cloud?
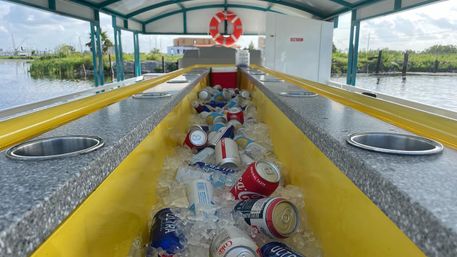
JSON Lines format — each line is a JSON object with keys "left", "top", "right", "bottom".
{"left": 334, "top": 0, "right": 457, "bottom": 51}
{"left": 0, "top": 0, "right": 455, "bottom": 53}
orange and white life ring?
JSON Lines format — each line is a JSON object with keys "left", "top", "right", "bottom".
{"left": 209, "top": 10, "right": 243, "bottom": 47}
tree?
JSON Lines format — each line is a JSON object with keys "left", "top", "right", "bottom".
{"left": 86, "top": 31, "right": 113, "bottom": 55}
{"left": 248, "top": 41, "right": 255, "bottom": 51}
{"left": 55, "top": 44, "right": 75, "bottom": 57}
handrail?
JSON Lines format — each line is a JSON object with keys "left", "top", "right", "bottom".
{"left": 0, "top": 67, "right": 196, "bottom": 150}
{"left": 0, "top": 76, "right": 149, "bottom": 121}
{"left": 328, "top": 80, "right": 457, "bottom": 120}
{"left": 252, "top": 64, "right": 457, "bottom": 150}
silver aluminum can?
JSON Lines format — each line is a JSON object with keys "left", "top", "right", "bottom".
{"left": 215, "top": 138, "right": 241, "bottom": 169}
{"left": 240, "top": 90, "right": 250, "bottom": 99}
{"left": 222, "top": 88, "right": 235, "bottom": 100}
{"left": 198, "top": 90, "right": 212, "bottom": 101}
{"left": 227, "top": 119, "right": 243, "bottom": 130}
{"left": 210, "top": 226, "right": 258, "bottom": 257}
{"left": 234, "top": 197, "right": 299, "bottom": 239}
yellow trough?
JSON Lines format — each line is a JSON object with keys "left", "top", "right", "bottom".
{"left": 31, "top": 72, "right": 426, "bottom": 257}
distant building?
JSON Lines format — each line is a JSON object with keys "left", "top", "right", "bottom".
{"left": 167, "top": 37, "right": 215, "bottom": 55}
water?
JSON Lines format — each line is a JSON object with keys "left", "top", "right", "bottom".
{"left": 0, "top": 59, "right": 93, "bottom": 110}
{"left": 331, "top": 74, "right": 457, "bottom": 113}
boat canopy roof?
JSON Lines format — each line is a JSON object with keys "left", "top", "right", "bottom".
{"left": 8, "top": 0, "right": 440, "bottom": 34}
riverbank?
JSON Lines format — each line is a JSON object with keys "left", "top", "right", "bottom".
{"left": 332, "top": 44, "right": 457, "bottom": 75}
{"left": 1, "top": 52, "right": 182, "bottom": 79}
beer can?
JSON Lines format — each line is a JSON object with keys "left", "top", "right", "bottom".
{"left": 222, "top": 88, "right": 235, "bottom": 100}
{"left": 214, "top": 115, "right": 227, "bottom": 124}
{"left": 208, "top": 125, "right": 235, "bottom": 147}
{"left": 213, "top": 84, "right": 223, "bottom": 90}
{"left": 205, "top": 86, "right": 220, "bottom": 95}
{"left": 209, "top": 100, "right": 227, "bottom": 108}
{"left": 199, "top": 111, "right": 211, "bottom": 119}
{"left": 230, "top": 161, "right": 280, "bottom": 200}
{"left": 198, "top": 90, "right": 212, "bottom": 101}
{"left": 260, "top": 242, "right": 305, "bottom": 257}
{"left": 190, "top": 147, "right": 215, "bottom": 165}
{"left": 210, "top": 226, "right": 258, "bottom": 257}
{"left": 206, "top": 112, "right": 225, "bottom": 125}
{"left": 186, "top": 179, "right": 215, "bottom": 215}
{"left": 183, "top": 126, "right": 207, "bottom": 153}
{"left": 192, "top": 101, "right": 212, "bottom": 113}
{"left": 234, "top": 135, "right": 255, "bottom": 149}
{"left": 213, "top": 93, "right": 226, "bottom": 103}
{"left": 215, "top": 138, "right": 241, "bottom": 169}
{"left": 240, "top": 90, "right": 251, "bottom": 99}
{"left": 226, "top": 107, "right": 244, "bottom": 124}
{"left": 148, "top": 208, "right": 186, "bottom": 255}
{"left": 211, "top": 122, "right": 226, "bottom": 133}
{"left": 234, "top": 197, "right": 299, "bottom": 238}
{"left": 227, "top": 119, "right": 243, "bottom": 130}
{"left": 225, "top": 98, "right": 240, "bottom": 109}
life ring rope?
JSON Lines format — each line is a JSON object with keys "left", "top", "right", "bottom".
{"left": 209, "top": 10, "right": 243, "bottom": 47}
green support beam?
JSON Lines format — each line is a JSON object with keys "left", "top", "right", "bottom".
{"left": 48, "top": 0, "right": 56, "bottom": 10}
{"left": 98, "top": 0, "right": 122, "bottom": 8}
{"left": 346, "top": 10, "right": 360, "bottom": 86}
{"left": 324, "top": 0, "right": 386, "bottom": 20}
{"left": 90, "top": 20, "right": 104, "bottom": 86}
{"left": 133, "top": 32, "right": 141, "bottom": 77}
{"left": 112, "top": 15, "right": 124, "bottom": 81}
{"left": 395, "top": 0, "right": 402, "bottom": 10}
{"left": 183, "top": 11, "right": 187, "bottom": 33}
{"left": 127, "top": 0, "right": 324, "bottom": 19}
{"left": 328, "top": 0, "right": 353, "bottom": 8}
{"left": 144, "top": 3, "right": 280, "bottom": 24}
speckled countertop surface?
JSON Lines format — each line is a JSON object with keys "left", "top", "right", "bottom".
{"left": 242, "top": 69, "right": 457, "bottom": 257}
{"left": 0, "top": 69, "right": 208, "bottom": 257}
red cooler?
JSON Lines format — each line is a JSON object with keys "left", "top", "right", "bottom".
{"left": 211, "top": 67, "right": 237, "bottom": 89}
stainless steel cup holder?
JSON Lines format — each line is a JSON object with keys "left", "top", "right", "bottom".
{"left": 279, "top": 91, "right": 318, "bottom": 97}
{"left": 6, "top": 135, "right": 105, "bottom": 161}
{"left": 347, "top": 132, "right": 443, "bottom": 155}
{"left": 133, "top": 92, "right": 172, "bottom": 99}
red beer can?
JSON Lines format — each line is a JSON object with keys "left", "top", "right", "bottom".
{"left": 226, "top": 107, "right": 244, "bottom": 124}
{"left": 230, "top": 161, "right": 280, "bottom": 200}
{"left": 183, "top": 125, "right": 207, "bottom": 153}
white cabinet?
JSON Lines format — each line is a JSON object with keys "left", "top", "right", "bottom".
{"left": 264, "top": 13, "right": 333, "bottom": 84}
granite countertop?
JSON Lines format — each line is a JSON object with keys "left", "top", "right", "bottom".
{"left": 242, "top": 69, "right": 457, "bottom": 257}
{"left": 0, "top": 69, "right": 208, "bottom": 257}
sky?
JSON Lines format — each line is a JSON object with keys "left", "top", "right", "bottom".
{"left": 0, "top": 0, "right": 456, "bottom": 53}
{"left": 333, "top": 0, "right": 457, "bottom": 52}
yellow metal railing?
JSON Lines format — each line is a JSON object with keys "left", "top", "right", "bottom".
{"left": 2, "top": 63, "right": 456, "bottom": 152}
{"left": 252, "top": 65, "right": 457, "bottom": 150}
{"left": 0, "top": 67, "right": 195, "bottom": 150}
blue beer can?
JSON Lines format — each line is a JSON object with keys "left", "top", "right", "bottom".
{"left": 260, "top": 242, "right": 305, "bottom": 257}
{"left": 148, "top": 208, "right": 186, "bottom": 256}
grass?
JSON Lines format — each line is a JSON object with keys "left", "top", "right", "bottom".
{"left": 332, "top": 45, "right": 457, "bottom": 75}
{"left": 28, "top": 52, "right": 182, "bottom": 79}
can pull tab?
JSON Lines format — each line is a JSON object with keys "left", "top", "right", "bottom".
{"left": 281, "top": 208, "right": 292, "bottom": 223}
